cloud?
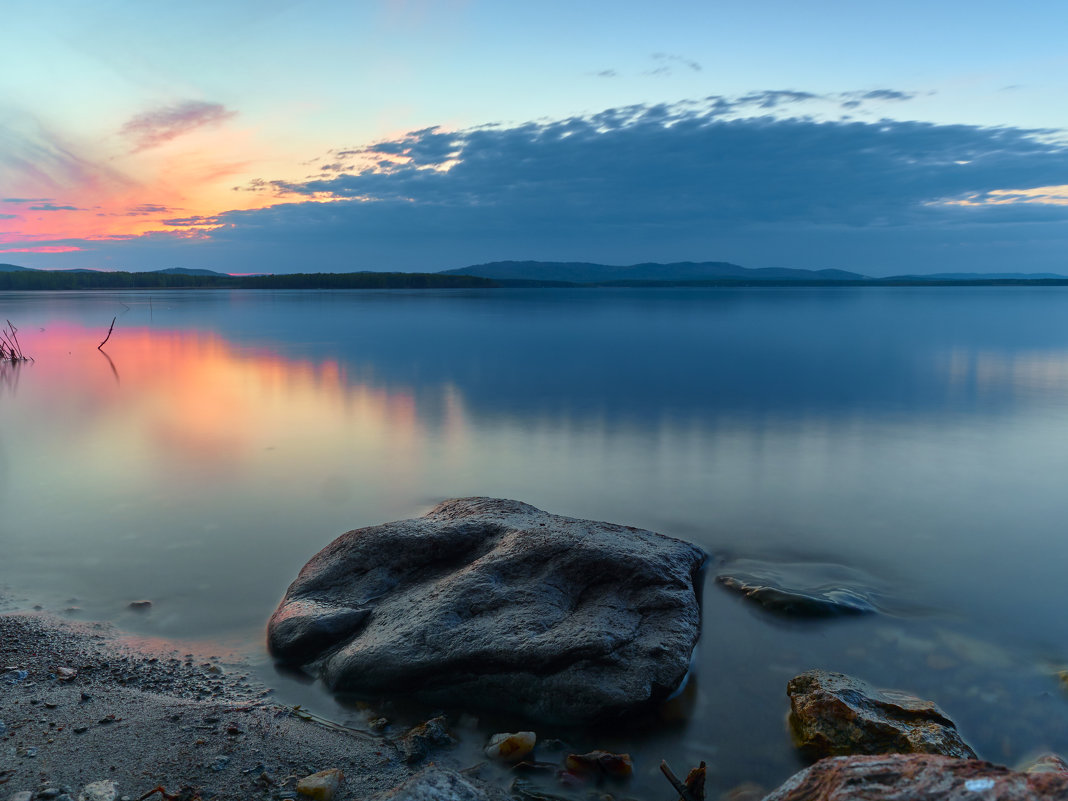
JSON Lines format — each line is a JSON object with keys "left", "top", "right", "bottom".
{"left": 12, "top": 93, "right": 1068, "bottom": 275}
{"left": 120, "top": 101, "right": 237, "bottom": 152}
{"left": 28, "top": 203, "right": 81, "bottom": 211}
{"left": 3, "top": 197, "right": 52, "bottom": 204}
{"left": 126, "top": 203, "right": 174, "bottom": 215}
{"left": 648, "top": 53, "right": 702, "bottom": 75}
{"left": 0, "top": 214, "right": 16, "bottom": 220}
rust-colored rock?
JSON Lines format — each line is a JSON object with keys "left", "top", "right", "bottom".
{"left": 564, "top": 750, "right": 633, "bottom": 778}
{"left": 761, "top": 754, "right": 1068, "bottom": 801}
{"left": 787, "top": 670, "right": 976, "bottom": 759}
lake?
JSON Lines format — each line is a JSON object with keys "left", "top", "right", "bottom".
{"left": 2, "top": 287, "right": 1068, "bottom": 796}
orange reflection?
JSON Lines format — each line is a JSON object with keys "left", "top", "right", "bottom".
{"left": 16, "top": 325, "right": 427, "bottom": 488}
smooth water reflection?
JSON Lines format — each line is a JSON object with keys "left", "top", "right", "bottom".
{"left": 3, "top": 288, "right": 1068, "bottom": 794}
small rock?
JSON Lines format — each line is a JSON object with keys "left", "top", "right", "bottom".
{"left": 397, "top": 716, "right": 457, "bottom": 763}
{"left": 2, "top": 669, "right": 28, "bottom": 684}
{"left": 296, "top": 769, "right": 344, "bottom": 800}
{"left": 209, "top": 755, "right": 231, "bottom": 772}
{"left": 128, "top": 601, "right": 152, "bottom": 611}
{"left": 367, "top": 767, "right": 498, "bottom": 801}
{"left": 23, "top": 746, "right": 37, "bottom": 758}
{"left": 55, "top": 667, "right": 77, "bottom": 681}
{"left": 9, "top": 792, "right": 33, "bottom": 801}
{"left": 787, "top": 670, "right": 976, "bottom": 759}
{"left": 40, "top": 790, "right": 62, "bottom": 800}
{"left": 78, "top": 780, "right": 119, "bottom": 801}
{"left": 74, "top": 725, "right": 90, "bottom": 734}
{"left": 484, "top": 731, "right": 536, "bottom": 762}
{"left": 563, "top": 751, "right": 633, "bottom": 778}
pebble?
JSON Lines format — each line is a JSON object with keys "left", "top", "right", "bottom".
{"left": 209, "top": 755, "right": 231, "bottom": 772}
{"left": 296, "top": 769, "right": 344, "bottom": 801}
{"left": 9, "top": 792, "right": 32, "bottom": 801}
{"left": 128, "top": 601, "right": 152, "bottom": 611}
{"left": 78, "top": 781, "right": 119, "bottom": 801}
{"left": 484, "top": 731, "right": 537, "bottom": 762}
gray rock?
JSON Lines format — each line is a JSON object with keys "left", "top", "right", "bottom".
{"left": 368, "top": 767, "right": 507, "bottom": 801}
{"left": 77, "top": 782, "right": 119, "bottom": 801}
{"left": 268, "top": 497, "right": 706, "bottom": 724}
{"left": 761, "top": 754, "right": 1068, "bottom": 801}
{"left": 716, "top": 559, "right": 882, "bottom": 617}
{"left": 787, "top": 670, "right": 977, "bottom": 759}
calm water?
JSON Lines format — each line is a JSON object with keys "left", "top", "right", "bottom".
{"left": 2, "top": 287, "right": 1068, "bottom": 795}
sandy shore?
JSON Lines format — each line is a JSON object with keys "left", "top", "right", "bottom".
{"left": 0, "top": 612, "right": 466, "bottom": 801}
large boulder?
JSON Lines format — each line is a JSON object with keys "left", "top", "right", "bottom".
{"left": 761, "top": 754, "right": 1068, "bottom": 801}
{"left": 787, "top": 670, "right": 976, "bottom": 759}
{"left": 268, "top": 497, "right": 706, "bottom": 724}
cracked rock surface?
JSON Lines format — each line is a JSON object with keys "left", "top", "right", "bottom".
{"left": 762, "top": 754, "right": 1068, "bottom": 801}
{"left": 787, "top": 670, "right": 977, "bottom": 760}
{"left": 268, "top": 497, "right": 706, "bottom": 724}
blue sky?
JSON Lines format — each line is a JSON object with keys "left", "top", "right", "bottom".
{"left": 1, "top": 0, "right": 1066, "bottom": 274}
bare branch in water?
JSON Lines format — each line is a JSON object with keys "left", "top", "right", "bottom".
{"left": 98, "top": 316, "right": 117, "bottom": 350}
{"left": 1, "top": 320, "right": 31, "bottom": 362}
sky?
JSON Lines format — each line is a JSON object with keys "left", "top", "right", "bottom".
{"left": 1, "top": 0, "right": 1066, "bottom": 276}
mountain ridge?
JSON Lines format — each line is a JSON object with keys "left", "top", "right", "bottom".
{"left": 440, "top": 260, "right": 868, "bottom": 283}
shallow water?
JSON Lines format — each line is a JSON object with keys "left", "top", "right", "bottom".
{"left": 2, "top": 287, "right": 1068, "bottom": 796}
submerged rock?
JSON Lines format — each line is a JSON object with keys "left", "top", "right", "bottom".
{"left": 716, "top": 558, "right": 882, "bottom": 617}
{"left": 761, "top": 754, "right": 1068, "bottom": 801}
{"left": 787, "top": 670, "right": 976, "bottom": 759}
{"left": 268, "top": 497, "right": 706, "bottom": 724}
{"left": 563, "top": 750, "right": 633, "bottom": 778}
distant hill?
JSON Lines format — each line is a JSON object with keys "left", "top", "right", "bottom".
{"left": 152, "top": 267, "right": 228, "bottom": 277}
{"left": 0, "top": 263, "right": 37, "bottom": 272}
{"left": 884, "top": 272, "right": 1068, "bottom": 281}
{"left": 441, "top": 260, "right": 868, "bottom": 283}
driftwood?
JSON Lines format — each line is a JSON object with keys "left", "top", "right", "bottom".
{"left": 98, "top": 316, "right": 117, "bottom": 350}
{"left": 660, "top": 759, "right": 706, "bottom": 801}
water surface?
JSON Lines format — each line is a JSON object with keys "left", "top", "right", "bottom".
{"left": 2, "top": 287, "right": 1068, "bottom": 795}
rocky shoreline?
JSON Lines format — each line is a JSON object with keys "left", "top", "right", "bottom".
{"left": 5, "top": 499, "right": 1068, "bottom": 801}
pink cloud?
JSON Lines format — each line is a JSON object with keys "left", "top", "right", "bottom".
{"left": 121, "top": 101, "right": 237, "bottom": 152}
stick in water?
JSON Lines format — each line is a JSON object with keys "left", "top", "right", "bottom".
{"left": 98, "top": 316, "right": 116, "bottom": 350}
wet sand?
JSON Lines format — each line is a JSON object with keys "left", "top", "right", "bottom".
{"left": 0, "top": 612, "right": 445, "bottom": 801}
